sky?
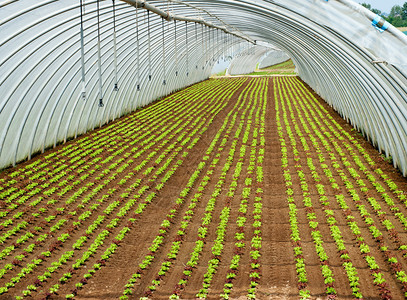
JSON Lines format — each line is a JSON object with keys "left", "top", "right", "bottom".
{"left": 356, "top": 0, "right": 405, "bottom": 13}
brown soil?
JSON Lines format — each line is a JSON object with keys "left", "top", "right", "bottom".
{"left": 0, "top": 77, "right": 406, "bottom": 300}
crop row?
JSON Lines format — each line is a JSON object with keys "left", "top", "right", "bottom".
{"left": 114, "top": 77, "right": 269, "bottom": 299}
{"left": 53, "top": 78, "right": 248, "bottom": 299}
{"left": 0, "top": 78, "right": 249, "bottom": 298}
{"left": 120, "top": 78, "right": 260, "bottom": 299}
{"left": 277, "top": 76, "right": 407, "bottom": 299}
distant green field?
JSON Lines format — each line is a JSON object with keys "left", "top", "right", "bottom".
{"left": 260, "top": 59, "right": 295, "bottom": 70}
{"left": 246, "top": 59, "right": 296, "bottom": 76}
{"left": 246, "top": 70, "right": 297, "bottom": 76}
{"left": 216, "top": 69, "right": 226, "bottom": 76}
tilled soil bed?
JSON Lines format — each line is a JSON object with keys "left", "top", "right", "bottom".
{"left": 0, "top": 77, "right": 407, "bottom": 300}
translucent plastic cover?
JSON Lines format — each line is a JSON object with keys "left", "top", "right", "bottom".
{"left": 1, "top": 0, "right": 407, "bottom": 175}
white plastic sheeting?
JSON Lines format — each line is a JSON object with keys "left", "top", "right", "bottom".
{"left": 1, "top": 0, "right": 407, "bottom": 175}
{"left": 228, "top": 44, "right": 268, "bottom": 75}
{"left": 259, "top": 50, "right": 290, "bottom": 69}
{"left": 0, "top": 0, "right": 250, "bottom": 169}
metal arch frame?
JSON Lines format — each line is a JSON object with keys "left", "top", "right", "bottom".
{"left": 190, "top": 0, "right": 404, "bottom": 94}
{"left": 1, "top": 0, "right": 240, "bottom": 168}
{"left": 2, "top": 1, "right": 230, "bottom": 164}
{"left": 1, "top": 3, "right": 84, "bottom": 164}
{"left": 1, "top": 0, "right": 407, "bottom": 175}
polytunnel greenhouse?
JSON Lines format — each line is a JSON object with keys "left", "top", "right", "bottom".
{"left": 1, "top": 0, "right": 407, "bottom": 298}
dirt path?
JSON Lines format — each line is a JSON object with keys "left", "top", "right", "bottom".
{"left": 256, "top": 78, "right": 298, "bottom": 299}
